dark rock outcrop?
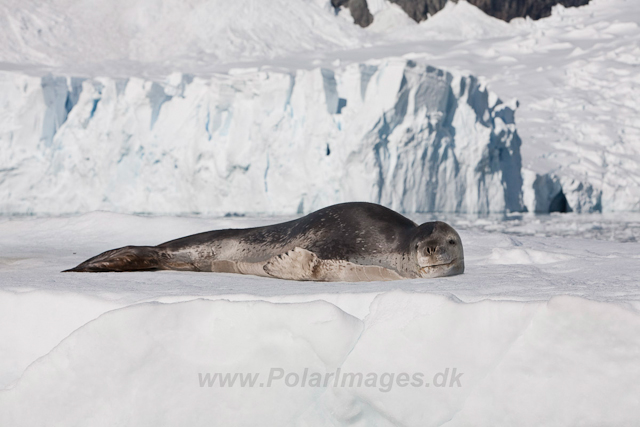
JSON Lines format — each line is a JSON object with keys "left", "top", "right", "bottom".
{"left": 387, "top": 0, "right": 448, "bottom": 22}
{"left": 464, "top": 0, "right": 590, "bottom": 22}
{"left": 331, "top": 0, "right": 374, "bottom": 27}
{"left": 389, "top": 0, "right": 590, "bottom": 23}
{"left": 333, "top": 0, "right": 591, "bottom": 28}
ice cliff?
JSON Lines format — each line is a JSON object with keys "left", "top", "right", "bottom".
{"left": 0, "top": 59, "right": 523, "bottom": 215}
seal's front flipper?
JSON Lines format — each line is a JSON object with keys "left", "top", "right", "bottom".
{"left": 317, "top": 260, "right": 403, "bottom": 282}
{"left": 263, "top": 247, "right": 320, "bottom": 281}
{"left": 63, "top": 246, "right": 166, "bottom": 272}
{"left": 263, "top": 247, "right": 404, "bottom": 282}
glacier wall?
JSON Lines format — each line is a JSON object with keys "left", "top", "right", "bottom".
{"left": 0, "top": 59, "right": 523, "bottom": 215}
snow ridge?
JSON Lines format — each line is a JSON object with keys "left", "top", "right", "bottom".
{"left": 1, "top": 292, "right": 639, "bottom": 425}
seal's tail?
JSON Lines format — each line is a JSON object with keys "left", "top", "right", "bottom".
{"left": 63, "top": 246, "right": 166, "bottom": 272}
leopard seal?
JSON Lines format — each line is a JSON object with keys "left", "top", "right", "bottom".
{"left": 64, "top": 202, "right": 464, "bottom": 281}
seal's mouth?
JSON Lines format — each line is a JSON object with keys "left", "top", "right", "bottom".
{"left": 420, "top": 259, "right": 456, "bottom": 272}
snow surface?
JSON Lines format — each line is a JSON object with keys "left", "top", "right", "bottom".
{"left": 1, "top": 213, "right": 640, "bottom": 425}
{"left": 0, "top": 0, "right": 361, "bottom": 69}
{"left": 1, "top": 0, "right": 639, "bottom": 213}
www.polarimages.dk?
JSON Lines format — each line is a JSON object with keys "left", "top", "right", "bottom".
{"left": 199, "top": 367, "right": 463, "bottom": 392}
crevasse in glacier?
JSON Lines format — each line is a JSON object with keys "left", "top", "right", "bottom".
{"left": 0, "top": 59, "right": 523, "bottom": 215}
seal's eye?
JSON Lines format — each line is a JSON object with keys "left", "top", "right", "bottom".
{"left": 448, "top": 239, "right": 456, "bottom": 245}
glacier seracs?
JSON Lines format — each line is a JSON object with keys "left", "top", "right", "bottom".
{"left": 0, "top": 59, "right": 523, "bottom": 215}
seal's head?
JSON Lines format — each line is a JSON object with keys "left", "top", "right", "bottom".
{"left": 410, "top": 221, "right": 464, "bottom": 278}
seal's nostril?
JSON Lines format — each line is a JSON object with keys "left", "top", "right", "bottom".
{"left": 424, "top": 246, "right": 437, "bottom": 255}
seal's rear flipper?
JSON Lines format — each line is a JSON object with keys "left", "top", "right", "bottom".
{"left": 63, "top": 246, "right": 165, "bottom": 272}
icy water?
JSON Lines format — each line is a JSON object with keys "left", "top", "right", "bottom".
{"left": 4, "top": 211, "right": 640, "bottom": 243}
{"left": 411, "top": 212, "right": 640, "bottom": 243}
